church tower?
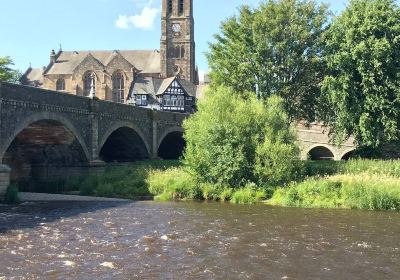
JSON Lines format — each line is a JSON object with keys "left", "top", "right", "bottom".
{"left": 160, "top": 0, "right": 197, "bottom": 84}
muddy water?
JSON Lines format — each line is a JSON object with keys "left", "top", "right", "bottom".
{"left": 0, "top": 201, "right": 399, "bottom": 279}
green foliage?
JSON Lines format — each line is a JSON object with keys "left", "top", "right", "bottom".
{"left": 231, "top": 184, "right": 266, "bottom": 204}
{"left": 207, "top": 0, "right": 330, "bottom": 121}
{"left": 322, "top": 0, "right": 400, "bottom": 146}
{"left": 0, "top": 56, "right": 21, "bottom": 83}
{"left": 62, "top": 160, "right": 181, "bottom": 199}
{"left": 147, "top": 167, "right": 201, "bottom": 200}
{"left": 183, "top": 86, "right": 300, "bottom": 188}
{"left": 269, "top": 173, "right": 400, "bottom": 210}
{"left": 5, "top": 184, "right": 19, "bottom": 204}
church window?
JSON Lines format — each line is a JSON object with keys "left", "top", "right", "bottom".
{"left": 112, "top": 72, "right": 125, "bottom": 103}
{"left": 83, "top": 72, "right": 95, "bottom": 97}
{"left": 179, "top": 0, "right": 184, "bottom": 15}
{"left": 56, "top": 78, "right": 65, "bottom": 91}
{"left": 168, "top": 0, "right": 173, "bottom": 14}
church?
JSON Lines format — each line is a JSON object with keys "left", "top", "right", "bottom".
{"left": 21, "top": 0, "right": 199, "bottom": 113}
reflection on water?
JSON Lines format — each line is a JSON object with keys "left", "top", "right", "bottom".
{"left": 0, "top": 201, "right": 399, "bottom": 279}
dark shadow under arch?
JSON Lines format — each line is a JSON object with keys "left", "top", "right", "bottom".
{"left": 99, "top": 127, "right": 149, "bottom": 162}
{"left": 341, "top": 151, "right": 355, "bottom": 161}
{"left": 308, "top": 146, "right": 334, "bottom": 161}
{"left": 158, "top": 131, "right": 185, "bottom": 160}
{"left": 3, "top": 119, "right": 89, "bottom": 183}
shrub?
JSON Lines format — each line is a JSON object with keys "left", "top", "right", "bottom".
{"left": 183, "top": 86, "right": 300, "bottom": 188}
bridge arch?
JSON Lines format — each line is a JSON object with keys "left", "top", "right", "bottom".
{"left": 340, "top": 149, "right": 356, "bottom": 161}
{"left": 306, "top": 145, "right": 335, "bottom": 161}
{"left": 157, "top": 126, "right": 185, "bottom": 160}
{"left": 1, "top": 112, "right": 90, "bottom": 162}
{"left": 99, "top": 122, "right": 150, "bottom": 162}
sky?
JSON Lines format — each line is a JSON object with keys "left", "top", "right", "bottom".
{"left": 0, "top": 0, "right": 348, "bottom": 79}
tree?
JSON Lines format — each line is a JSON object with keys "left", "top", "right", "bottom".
{"left": 0, "top": 56, "right": 20, "bottom": 83}
{"left": 183, "top": 86, "right": 300, "bottom": 188}
{"left": 322, "top": 0, "right": 400, "bottom": 146}
{"left": 207, "top": 0, "right": 330, "bottom": 121}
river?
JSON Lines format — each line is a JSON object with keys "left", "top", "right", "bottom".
{"left": 0, "top": 201, "right": 399, "bottom": 279}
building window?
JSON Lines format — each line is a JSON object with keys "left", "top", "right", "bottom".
{"left": 135, "top": 95, "right": 148, "bottom": 106}
{"left": 179, "top": 0, "right": 184, "bottom": 15}
{"left": 168, "top": 0, "right": 173, "bottom": 14}
{"left": 83, "top": 72, "right": 95, "bottom": 97}
{"left": 56, "top": 78, "right": 65, "bottom": 91}
{"left": 112, "top": 72, "right": 125, "bottom": 103}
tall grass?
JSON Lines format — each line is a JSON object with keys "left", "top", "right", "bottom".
{"left": 304, "top": 159, "right": 400, "bottom": 178}
{"left": 269, "top": 173, "right": 400, "bottom": 210}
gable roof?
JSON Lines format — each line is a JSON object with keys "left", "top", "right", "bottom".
{"left": 130, "top": 76, "right": 197, "bottom": 98}
{"left": 45, "top": 50, "right": 161, "bottom": 75}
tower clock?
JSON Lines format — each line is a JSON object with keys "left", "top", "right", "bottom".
{"left": 160, "top": 0, "right": 197, "bottom": 84}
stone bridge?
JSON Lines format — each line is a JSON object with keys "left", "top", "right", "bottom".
{"left": 0, "top": 82, "right": 187, "bottom": 199}
{"left": 0, "top": 82, "right": 355, "bottom": 200}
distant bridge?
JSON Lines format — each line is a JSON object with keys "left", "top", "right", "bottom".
{"left": 0, "top": 82, "right": 355, "bottom": 200}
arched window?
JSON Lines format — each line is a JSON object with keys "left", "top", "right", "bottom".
{"left": 56, "top": 78, "right": 65, "bottom": 91}
{"left": 112, "top": 72, "right": 125, "bottom": 103}
{"left": 83, "top": 72, "right": 95, "bottom": 97}
{"left": 168, "top": 0, "right": 173, "bottom": 14}
{"left": 179, "top": 0, "right": 184, "bottom": 15}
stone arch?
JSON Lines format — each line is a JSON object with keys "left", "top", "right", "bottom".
{"left": 157, "top": 126, "right": 185, "bottom": 160}
{"left": 306, "top": 145, "right": 335, "bottom": 161}
{"left": 99, "top": 122, "right": 150, "bottom": 162}
{"left": 1, "top": 112, "right": 90, "bottom": 163}
{"left": 340, "top": 149, "right": 356, "bottom": 161}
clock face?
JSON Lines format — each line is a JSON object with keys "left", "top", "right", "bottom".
{"left": 172, "top": 23, "right": 181, "bottom": 33}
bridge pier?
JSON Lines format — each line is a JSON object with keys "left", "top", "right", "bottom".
{"left": 0, "top": 164, "right": 11, "bottom": 202}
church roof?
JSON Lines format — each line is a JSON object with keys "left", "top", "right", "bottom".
{"left": 20, "top": 67, "right": 44, "bottom": 87}
{"left": 45, "top": 50, "right": 161, "bottom": 75}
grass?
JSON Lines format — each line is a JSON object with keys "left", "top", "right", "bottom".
{"left": 269, "top": 173, "right": 400, "bottom": 210}
{"left": 10, "top": 159, "right": 400, "bottom": 208}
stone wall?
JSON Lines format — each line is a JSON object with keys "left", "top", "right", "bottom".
{"left": 0, "top": 164, "right": 10, "bottom": 202}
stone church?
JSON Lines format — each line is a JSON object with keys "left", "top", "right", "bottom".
{"left": 21, "top": 0, "right": 199, "bottom": 113}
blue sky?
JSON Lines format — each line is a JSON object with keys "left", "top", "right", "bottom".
{"left": 0, "top": 0, "right": 348, "bottom": 78}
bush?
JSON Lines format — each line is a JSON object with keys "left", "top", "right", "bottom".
{"left": 5, "top": 184, "right": 19, "bottom": 204}
{"left": 183, "top": 86, "right": 300, "bottom": 188}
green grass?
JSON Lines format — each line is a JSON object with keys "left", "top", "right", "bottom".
{"left": 65, "top": 160, "right": 181, "bottom": 199}
{"left": 269, "top": 173, "right": 400, "bottom": 210}
{"left": 13, "top": 159, "right": 400, "bottom": 208}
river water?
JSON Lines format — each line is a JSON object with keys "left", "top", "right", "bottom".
{"left": 0, "top": 201, "right": 399, "bottom": 279}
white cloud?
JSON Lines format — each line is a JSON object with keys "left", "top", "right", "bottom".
{"left": 115, "top": 2, "right": 160, "bottom": 31}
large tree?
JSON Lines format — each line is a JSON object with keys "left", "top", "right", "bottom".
{"left": 322, "top": 0, "right": 400, "bottom": 146}
{"left": 207, "top": 0, "right": 330, "bottom": 121}
{"left": 0, "top": 56, "right": 20, "bottom": 83}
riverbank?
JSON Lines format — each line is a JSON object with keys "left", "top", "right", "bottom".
{"left": 10, "top": 159, "right": 400, "bottom": 210}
